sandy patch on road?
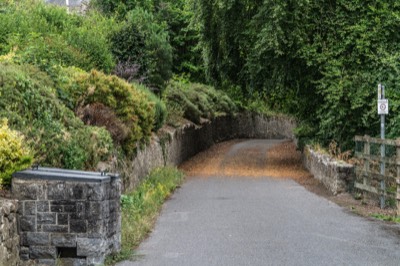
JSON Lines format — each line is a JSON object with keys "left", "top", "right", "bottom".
{"left": 180, "top": 139, "right": 310, "bottom": 179}
{"left": 180, "top": 139, "right": 398, "bottom": 220}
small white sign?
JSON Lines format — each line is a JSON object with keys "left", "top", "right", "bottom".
{"left": 378, "top": 99, "right": 389, "bottom": 115}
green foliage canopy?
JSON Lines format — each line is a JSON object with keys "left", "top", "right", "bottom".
{"left": 195, "top": 0, "right": 400, "bottom": 148}
{"left": 94, "top": 0, "right": 204, "bottom": 83}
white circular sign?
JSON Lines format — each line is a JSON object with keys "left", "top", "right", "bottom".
{"left": 378, "top": 99, "right": 389, "bottom": 115}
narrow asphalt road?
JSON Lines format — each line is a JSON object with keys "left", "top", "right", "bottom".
{"left": 117, "top": 140, "right": 400, "bottom": 266}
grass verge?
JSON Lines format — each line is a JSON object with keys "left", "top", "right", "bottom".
{"left": 371, "top": 214, "right": 400, "bottom": 223}
{"left": 105, "top": 167, "right": 184, "bottom": 265}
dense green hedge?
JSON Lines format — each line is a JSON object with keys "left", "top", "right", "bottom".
{"left": 0, "top": 0, "right": 240, "bottom": 175}
{"left": 164, "top": 80, "right": 237, "bottom": 125}
{"left": 196, "top": 0, "right": 400, "bottom": 149}
{"left": 92, "top": 0, "right": 204, "bottom": 84}
{"left": 0, "top": 62, "right": 113, "bottom": 170}
{"left": 0, "top": 119, "right": 33, "bottom": 185}
{"left": 0, "top": 0, "right": 116, "bottom": 73}
{"left": 53, "top": 67, "right": 157, "bottom": 154}
{"left": 110, "top": 8, "right": 173, "bottom": 91}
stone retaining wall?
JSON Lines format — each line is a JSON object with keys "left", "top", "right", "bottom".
{"left": 0, "top": 113, "right": 297, "bottom": 265}
{"left": 0, "top": 199, "right": 20, "bottom": 266}
{"left": 123, "top": 113, "right": 297, "bottom": 191}
{"left": 303, "top": 146, "right": 354, "bottom": 195}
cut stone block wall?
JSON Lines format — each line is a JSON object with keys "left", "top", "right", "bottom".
{"left": 303, "top": 146, "right": 354, "bottom": 195}
{"left": 0, "top": 199, "right": 19, "bottom": 266}
{"left": 123, "top": 113, "right": 297, "bottom": 191}
{"left": 12, "top": 168, "right": 121, "bottom": 266}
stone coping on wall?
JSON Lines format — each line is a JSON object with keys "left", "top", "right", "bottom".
{"left": 303, "top": 145, "right": 354, "bottom": 195}
{"left": 13, "top": 167, "right": 118, "bottom": 183}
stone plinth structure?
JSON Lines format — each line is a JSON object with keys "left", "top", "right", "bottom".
{"left": 12, "top": 167, "right": 121, "bottom": 266}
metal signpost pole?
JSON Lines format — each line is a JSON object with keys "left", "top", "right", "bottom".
{"left": 379, "top": 84, "right": 386, "bottom": 209}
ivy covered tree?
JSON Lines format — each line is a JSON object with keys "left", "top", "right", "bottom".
{"left": 195, "top": 0, "right": 400, "bottom": 149}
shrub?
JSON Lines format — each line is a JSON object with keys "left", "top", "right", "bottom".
{"left": 92, "top": 0, "right": 205, "bottom": 82}
{"left": 163, "top": 80, "right": 237, "bottom": 124}
{"left": 55, "top": 67, "right": 156, "bottom": 154}
{"left": 0, "top": 0, "right": 116, "bottom": 73}
{"left": 0, "top": 62, "right": 114, "bottom": 170}
{"left": 10, "top": 33, "right": 94, "bottom": 72}
{"left": 76, "top": 103, "right": 130, "bottom": 144}
{"left": 110, "top": 7, "right": 173, "bottom": 92}
{"left": 0, "top": 119, "right": 33, "bottom": 185}
{"left": 135, "top": 83, "right": 167, "bottom": 131}
{"left": 54, "top": 126, "right": 114, "bottom": 170}
{"left": 63, "top": 10, "right": 116, "bottom": 73}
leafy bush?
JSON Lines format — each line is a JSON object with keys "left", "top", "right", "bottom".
{"left": 135, "top": 83, "right": 167, "bottom": 131}
{"left": 0, "top": 119, "right": 33, "bottom": 185}
{"left": 163, "top": 80, "right": 237, "bottom": 124}
{"left": 10, "top": 33, "right": 94, "bottom": 72}
{"left": 0, "top": 62, "right": 113, "bottom": 169}
{"left": 76, "top": 103, "right": 130, "bottom": 144}
{"left": 154, "top": 0, "right": 204, "bottom": 81}
{"left": 110, "top": 7, "right": 172, "bottom": 91}
{"left": 0, "top": 0, "right": 116, "bottom": 73}
{"left": 54, "top": 67, "right": 156, "bottom": 154}
{"left": 92, "top": 0, "right": 204, "bottom": 82}
{"left": 63, "top": 10, "right": 116, "bottom": 73}
{"left": 196, "top": 0, "right": 400, "bottom": 149}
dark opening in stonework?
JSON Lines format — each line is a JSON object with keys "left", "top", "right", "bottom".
{"left": 57, "top": 247, "right": 85, "bottom": 259}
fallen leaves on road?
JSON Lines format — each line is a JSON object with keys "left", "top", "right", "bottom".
{"left": 180, "top": 139, "right": 310, "bottom": 179}
{"left": 180, "top": 139, "right": 398, "bottom": 219}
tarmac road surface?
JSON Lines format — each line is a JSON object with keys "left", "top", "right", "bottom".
{"left": 117, "top": 139, "right": 400, "bottom": 266}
